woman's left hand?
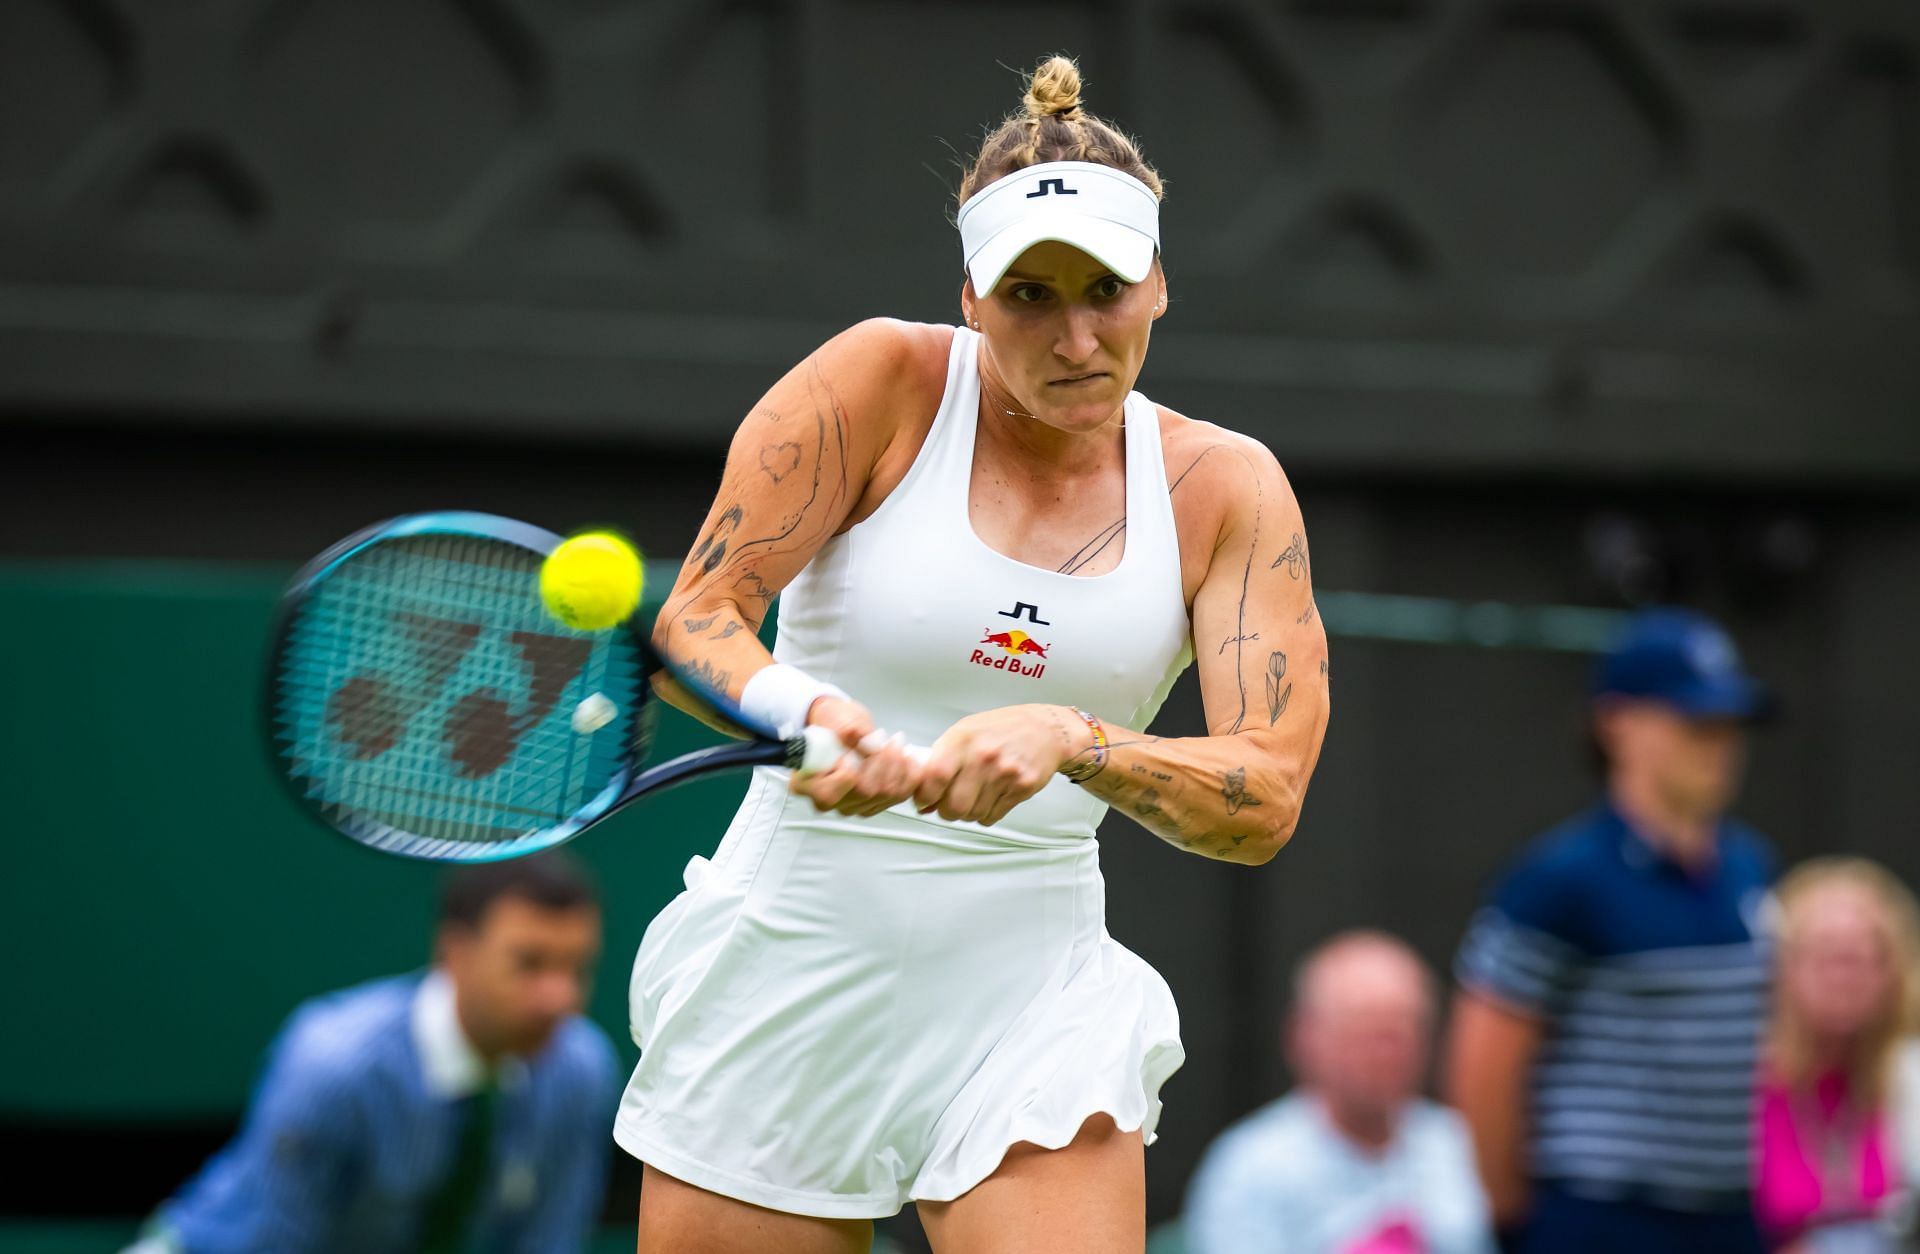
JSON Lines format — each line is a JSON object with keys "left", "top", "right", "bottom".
{"left": 911, "top": 704, "right": 1084, "bottom": 827}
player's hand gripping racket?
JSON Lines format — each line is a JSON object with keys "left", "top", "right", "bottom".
{"left": 267, "top": 511, "right": 912, "bottom": 862}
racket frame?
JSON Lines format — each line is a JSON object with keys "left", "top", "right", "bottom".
{"left": 266, "top": 511, "right": 813, "bottom": 862}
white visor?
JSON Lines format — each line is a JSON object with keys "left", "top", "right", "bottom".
{"left": 957, "top": 160, "right": 1160, "bottom": 295}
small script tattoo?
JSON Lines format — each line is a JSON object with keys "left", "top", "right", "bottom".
{"left": 1218, "top": 631, "right": 1260, "bottom": 655}
{"left": 1222, "top": 767, "right": 1263, "bottom": 815}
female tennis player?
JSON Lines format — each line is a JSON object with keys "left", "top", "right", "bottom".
{"left": 619, "top": 55, "right": 1330, "bottom": 1254}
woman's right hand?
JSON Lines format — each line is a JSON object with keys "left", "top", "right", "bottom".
{"left": 789, "top": 696, "right": 924, "bottom": 818}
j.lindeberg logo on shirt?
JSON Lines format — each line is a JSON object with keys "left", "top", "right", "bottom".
{"left": 998, "top": 601, "right": 1050, "bottom": 625}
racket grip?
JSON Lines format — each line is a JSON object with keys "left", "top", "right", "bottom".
{"left": 795, "top": 725, "right": 929, "bottom": 775}
{"left": 797, "top": 725, "right": 847, "bottom": 774}
{"left": 860, "top": 730, "right": 931, "bottom": 767}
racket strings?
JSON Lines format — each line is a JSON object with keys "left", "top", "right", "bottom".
{"left": 274, "top": 534, "right": 642, "bottom": 854}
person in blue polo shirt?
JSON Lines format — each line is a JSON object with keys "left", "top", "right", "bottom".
{"left": 127, "top": 854, "right": 619, "bottom": 1254}
{"left": 1444, "top": 608, "right": 1775, "bottom": 1254}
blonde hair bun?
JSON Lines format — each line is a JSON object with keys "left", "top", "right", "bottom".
{"left": 1024, "top": 55, "right": 1084, "bottom": 120}
{"left": 958, "top": 52, "right": 1163, "bottom": 204}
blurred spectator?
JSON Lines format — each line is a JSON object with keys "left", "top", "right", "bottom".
{"left": 1757, "top": 858, "right": 1920, "bottom": 1252}
{"left": 1184, "top": 930, "right": 1495, "bottom": 1254}
{"left": 1446, "top": 608, "right": 1774, "bottom": 1253}
{"left": 125, "top": 853, "right": 618, "bottom": 1254}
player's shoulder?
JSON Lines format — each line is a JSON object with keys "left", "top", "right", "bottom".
{"left": 1158, "top": 409, "right": 1283, "bottom": 484}
{"left": 820, "top": 318, "right": 953, "bottom": 398}
{"left": 1155, "top": 410, "right": 1291, "bottom": 546}
{"left": 799, "top": 318, "right": 954, "bottom": 461}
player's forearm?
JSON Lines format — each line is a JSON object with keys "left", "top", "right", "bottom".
{"left": 1063, "top": 721, "right": 1311, "bottom": 864}
{"left": 650, "top": 588, "right": 774, "bottom": 703}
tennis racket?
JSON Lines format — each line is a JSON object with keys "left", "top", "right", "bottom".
{"left": 266, "top": 511, "right": 890, "bottom": 862}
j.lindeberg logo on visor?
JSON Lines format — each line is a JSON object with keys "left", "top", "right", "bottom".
{"left": 957, "top": 160, "right": 1161, "bottom": 294}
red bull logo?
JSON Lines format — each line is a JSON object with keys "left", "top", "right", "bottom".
{"left": 971, "top": 628, "right": 1049, "bottom": 678}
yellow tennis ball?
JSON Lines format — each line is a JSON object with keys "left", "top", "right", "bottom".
{"left": 540, "top": 532, "right": 643, "bottom": 631}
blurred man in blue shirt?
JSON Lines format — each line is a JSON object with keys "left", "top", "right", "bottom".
{"left": 129, "top": 854, "right": 619, "bottom": 1254}
{"left": 1446, "top": 609, "right": 1774, "bottom": 1254}
{"left": 1185, "top": 931, "right": 1496, "bottom": 1254}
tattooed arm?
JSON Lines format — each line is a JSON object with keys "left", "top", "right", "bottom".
{"left": 910, "top": 432, "right": 1329, "bottom": 864}
{"left": 651, "top": 321, "right": 944, "bottom": 804}
{"left": 1072, "top": 434, "right": 1328, "bottom": 863}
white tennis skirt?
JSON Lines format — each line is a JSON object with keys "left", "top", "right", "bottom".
{"left": 613, "top": 768, "right": 1185, "bottom": 1218}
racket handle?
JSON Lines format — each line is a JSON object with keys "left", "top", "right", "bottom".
{"left": 796, "top": 725, "right": 846, "bottom": 774}
{"left": 795, "top": 725, "right": 929, "bottom": 775}
{"left": 858, "top": 729, "right": 931, "bottom": 767}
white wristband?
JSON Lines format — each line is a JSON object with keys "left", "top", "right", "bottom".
{"left": 740, "top": 663, "right": 849, "bottom": 740}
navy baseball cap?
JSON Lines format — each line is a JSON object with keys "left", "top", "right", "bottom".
{"left": 1592, "top": 609, "right": 1771, "bottom": 721}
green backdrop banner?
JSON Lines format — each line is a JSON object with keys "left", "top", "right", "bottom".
{"left": 0, "top": 561, "right": 744, "bottom": 1120}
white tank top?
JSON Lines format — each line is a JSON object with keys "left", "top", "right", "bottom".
{"left": 772, "top": 326, "right": 1195, "bottom": 844}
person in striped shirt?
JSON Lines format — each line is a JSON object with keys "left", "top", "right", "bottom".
{"left": 1445, "top": 608, "right": 1775, "bottom": 1254}
{"left": 127, "top": 854, "right": 619, "bottom": 1254}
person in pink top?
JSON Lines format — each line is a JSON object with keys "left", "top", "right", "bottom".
{"left": 1758, "top": 857, "right": 1920, "bottom": 1252}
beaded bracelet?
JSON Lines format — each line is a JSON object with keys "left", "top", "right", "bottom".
{"left": 1061, "top": 706, "right": 1109, "bottom": 784}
